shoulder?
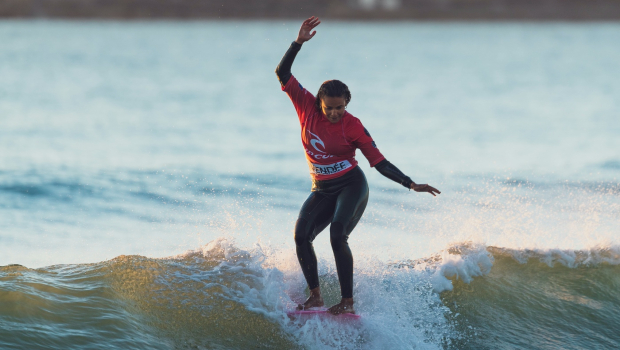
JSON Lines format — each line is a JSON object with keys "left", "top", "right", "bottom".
{"left": 284, "top": 74, "right": 316, "bottom": 98}
{"left": 340, "top": 113, "right": 368, "bottom": 141}
{"left": 282, "top": 74, "right": 298, "bottom": 91}
{"left": 343, "top": 112, "right": 365, "bottom": 131}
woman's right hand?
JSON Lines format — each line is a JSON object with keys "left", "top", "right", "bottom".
{"left": 295, "top": 16, "right": 321, "bottom": 44}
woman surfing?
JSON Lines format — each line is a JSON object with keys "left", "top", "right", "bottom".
{"left": 276, "top": 16, "right": 441, "bottom": 315}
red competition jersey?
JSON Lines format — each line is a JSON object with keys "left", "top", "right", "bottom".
{"left": 283, "top": 75, "right": 385, "bottom": 181}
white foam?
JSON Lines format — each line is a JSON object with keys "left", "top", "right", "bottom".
{"left": 171, "top": 236, "right": 620, "bottom": 349}
{"left": 175, "top": 238, "right": 454, "bottom": 349}
{"left": 430, "top": 244, "right": 494, "bottom": 293}
{"left": 499, "top": 245, "right": 620, "bottom": 267}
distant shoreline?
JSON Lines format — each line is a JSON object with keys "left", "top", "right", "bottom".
{"left": 2, "top": 0, "right": 620, "bottom": 21}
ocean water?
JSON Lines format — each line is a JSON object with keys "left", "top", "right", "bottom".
{"left": 1, "top": 20, "right": 619, "bottom": 349}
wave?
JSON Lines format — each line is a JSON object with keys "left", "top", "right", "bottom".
{"left": 2, "top": 239, "right": 620, "bottom": 349}
{"left": 437, "top": 245, "right": 620, "bottom": 349}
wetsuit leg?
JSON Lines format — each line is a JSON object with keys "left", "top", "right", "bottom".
{"left": 294, "top": 191, "right": 337, "bottom": 290}
{"left": 330, "top": 172, "right": 369, "bottom": 299}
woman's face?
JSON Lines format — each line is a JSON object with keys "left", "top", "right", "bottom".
{"left": 321, "top": 96, "right": 346, "bottom": 124}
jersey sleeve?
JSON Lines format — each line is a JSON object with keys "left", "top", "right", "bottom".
{"left": 282, "top": 75, "right": 316, "bottom": 124}
{"left": 349, "top": 118, "right": 386, "bottom": 167}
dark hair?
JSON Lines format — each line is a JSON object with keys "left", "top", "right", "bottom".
{"left": 315, "top": 80, "right": 351, "bottom": 111}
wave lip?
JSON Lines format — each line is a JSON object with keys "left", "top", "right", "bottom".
{"left": 494, "top": 245, "right": 620, "bottom": 267}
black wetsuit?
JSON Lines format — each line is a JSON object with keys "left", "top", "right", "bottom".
{"left": 276, "top": 41, "right": 415, "bottom": 299}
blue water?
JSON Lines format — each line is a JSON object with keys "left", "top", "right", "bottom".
{"left": 1, "top": 20, "right": 619, "bottom": 349}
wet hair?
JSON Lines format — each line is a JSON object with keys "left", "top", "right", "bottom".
{"left": 315, "top": 80, "right": 351, "bottom": 111}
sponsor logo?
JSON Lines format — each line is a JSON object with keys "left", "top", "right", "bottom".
{"left": 305, "top": 130, "right": 335, "bottom": 159}
{"left": 307, "top": 130, "right": 326, "bottom": 154}
{"left": 309, "top": 160, "right": 352, "bottom": 175}
{"left": 364, "top": 128, "right": 377, "bottom": 147}
{"left": 299, "top": 82, "right": 307, "bottom": 94}
{"left": 305, "top": 147, "right": 334, "bottom": 160}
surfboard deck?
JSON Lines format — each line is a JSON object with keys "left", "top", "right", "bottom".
{"left": 287, "top": 307, "right": 361, "bottom": 319}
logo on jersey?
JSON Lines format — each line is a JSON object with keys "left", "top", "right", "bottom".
{"left": 299, "top": 82, "right": 308, "bottom": 94}
{"left": 307, "top": 130, "right": 326, "bottom": 154}
{"left": 309, "top": 160, "right": 352, "bottom": 176}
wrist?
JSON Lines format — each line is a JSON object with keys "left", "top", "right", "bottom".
{"left": 405, "top": 179, "right": 415, "bottom": 190}
{"left": 294, "top": 38, "right": 304, "bottom": 45}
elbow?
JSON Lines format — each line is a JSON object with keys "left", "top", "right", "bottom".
{"left": 275, "top": 66, "right": 285, "bottom": 85}
{"left": 374, "top": 159, "right": 389, "bottom": 171}
{"left": 275, "top": 69, "right": 290, "bottom": 87}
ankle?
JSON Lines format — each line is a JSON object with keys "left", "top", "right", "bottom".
{"left": 310, "top": 287, "right": 322, "bottom": 298}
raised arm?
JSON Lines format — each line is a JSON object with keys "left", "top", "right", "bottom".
{"left": 275, "top": 42, "right": 302, "bottom": 87}
{"left": 375, "top": 159, "right": 441, "bottom": 196}
{"left": 275, "top": 16, "right": 321, "bottom": 87}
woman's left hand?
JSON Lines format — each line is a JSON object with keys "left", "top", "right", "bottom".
{"left": 410, "top": 183, "right": 441, "bottom": 196}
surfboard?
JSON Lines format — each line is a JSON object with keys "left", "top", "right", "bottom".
{"left": 287, "top": 307, "right": 361, "bottom": 319}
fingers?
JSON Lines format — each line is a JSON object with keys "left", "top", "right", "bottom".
{"left": 413, "top": 184, "right": 441, "bottom": 196}
{"left": 423, "top": 185, "right": 439, "bottom": 196}
{"left": 420, "top": 185, "right": 436, "bottom": 196}
{"left": 428, "top": 186, "right": 440, "bottom": 195}
{"left": 299, "top": 16, "right": 320, "bottom": 42}
{"left": 304, "top": 16, "right": 321, "bottom": 28}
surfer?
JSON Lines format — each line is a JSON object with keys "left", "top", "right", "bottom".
{"left": 276, "top": 16, "right": 440, "bottom": 315}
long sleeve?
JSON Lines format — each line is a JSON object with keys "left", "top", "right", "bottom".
{"left": 275, "top": 41, "right": 302, "bottom": 87}
{"left": 375, "top": 159, "right": 414, "bottom": 189}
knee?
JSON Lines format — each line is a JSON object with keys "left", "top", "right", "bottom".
{"left": 294, "top": 218, "right": 311, "bottom": 247}
{"left": 330, "top": 222, "right": 347, "bottom": 252}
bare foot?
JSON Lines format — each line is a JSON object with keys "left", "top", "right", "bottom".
{"left": 297, "top": 287, "right": 324, "bottom": 310}
{"left": 328, "top": 298, "right": 355, "bottom": 315}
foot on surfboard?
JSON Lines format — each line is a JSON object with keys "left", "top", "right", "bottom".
{"left": 327, "top": 298, "right": 355, "bottom": 315}
{"left": 296, "top": 294, "right": 324, "bottom": 310}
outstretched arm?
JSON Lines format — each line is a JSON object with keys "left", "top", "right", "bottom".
{"left": 375, "top": 159, "right": 441, "bottom": 196}
{"left": 275, "top": 16, "right": 321, "bottom": 87}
